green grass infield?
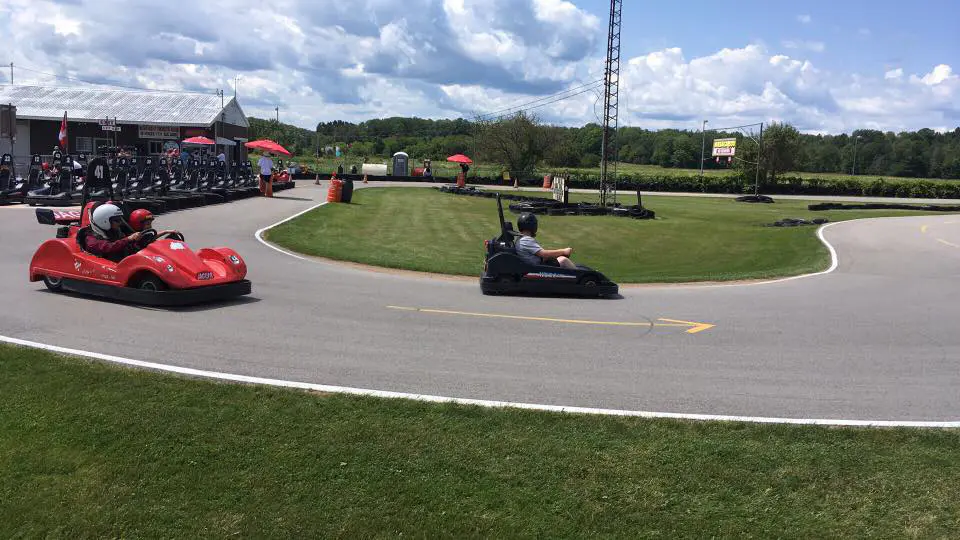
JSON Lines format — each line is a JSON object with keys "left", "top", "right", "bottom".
{"left": 2, "top": 343, "right": 960, "bottom": 537}
{"left": 266, "top": 187, "right": 951, "bottom": 283}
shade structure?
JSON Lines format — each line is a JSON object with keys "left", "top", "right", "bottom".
{"left": 182, "top": 136, "right": 216, "bottom": 145}
{"left": 446, "top": 154, "right": 473, "bottom": 164}
{"left": 245, "top": 139, "right": 291, "bottom": 156}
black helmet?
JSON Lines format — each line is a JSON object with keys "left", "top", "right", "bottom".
{"left": 517, "top": 212, "right": 538, "bottom": 235}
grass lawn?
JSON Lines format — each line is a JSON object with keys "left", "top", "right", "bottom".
{"left": 266, "top": 187, "right": 951, "bottom": 283}
{"left": 3, "top": 343, "right": 960, "bottom": 537}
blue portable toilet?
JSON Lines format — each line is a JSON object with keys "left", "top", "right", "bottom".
{"left": 392, "top": 152, "right": 409, "bottom": 177}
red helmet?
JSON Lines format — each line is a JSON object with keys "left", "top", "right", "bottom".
{"left": 129, "top": 209, "right": 154, "bottom": 232}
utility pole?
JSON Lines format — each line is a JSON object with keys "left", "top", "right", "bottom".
{"left": 8, "top": 63, "right": 12, "bottom": 85}
{"left": 699, "top": 119, "right": 708, "bottom": 180}
{"left": 216, "top": 89, "right": 224, "bottom": 109}
{"left": 234, "top": 75, "right": 239, "bottom": 98}
{"left": 754, "top": 122, "right": 764, "bottom": 198}
{"left": 852, "top": 134, "right": 861, "bottom": 175}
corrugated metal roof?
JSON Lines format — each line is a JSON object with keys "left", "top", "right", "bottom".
{"left": 0, "top": 85, "right": 241, "bottom": 127}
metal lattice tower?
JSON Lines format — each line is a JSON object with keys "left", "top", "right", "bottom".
{"left": 599, "top": 0, "right": 622, "bottom": 207}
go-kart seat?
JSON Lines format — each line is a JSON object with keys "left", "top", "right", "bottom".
{"left": 75, "top": 226, "right": 93, "bottom": 254}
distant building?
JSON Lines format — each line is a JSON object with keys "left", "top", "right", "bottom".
{"left": 0, "top": 84, "right": 249, "bottom": 169}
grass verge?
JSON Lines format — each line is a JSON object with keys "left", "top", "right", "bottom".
{"left": 2, "top": 343, "right": 960, "bottom": 537}
{"left": 266, "top": 187, "right": 950, "bottom": 283}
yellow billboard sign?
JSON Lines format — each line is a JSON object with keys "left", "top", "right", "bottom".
{"left": 711, "top": 138, "right": 737, "bottom": 157}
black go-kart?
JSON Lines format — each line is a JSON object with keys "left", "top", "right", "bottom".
{"left": 480, "top": 194, "right": 618, "bottom": 297}
{"left": 0, "top": 153, "right": 29, "bottom": 204}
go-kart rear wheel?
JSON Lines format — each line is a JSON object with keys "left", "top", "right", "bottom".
{"left": 42, "top": 275, "right": 63, "bottom": 292}
{"left": 136, "top": 274, "right": 168, "bottom": 292}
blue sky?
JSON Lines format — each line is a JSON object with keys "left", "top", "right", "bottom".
{"left": 589, "top": 0, "right": 959, "bottom": 75}
{"left": 2, "top": 0, "right": 957, "bottom": 133}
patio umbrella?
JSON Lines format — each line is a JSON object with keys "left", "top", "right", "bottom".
{"left": 245, "top": 139, "right": 291, "bottom": 156}
{"left": 182, "top": 136, "right": 216, "bottom": 145}
{"left": 446, "top": 154, "right": 473, "bottom": 164}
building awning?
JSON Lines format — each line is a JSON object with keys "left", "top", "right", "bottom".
{"left": 216, "top": 136, "right": 237, "bottom": 146}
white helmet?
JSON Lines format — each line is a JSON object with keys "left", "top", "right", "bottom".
{"left": 91, "top": 203, "right": 124, "bottom": 236}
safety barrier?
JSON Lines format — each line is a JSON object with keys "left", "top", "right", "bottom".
{"left": 327, "top": 178, "right": 343, "bottom": 203}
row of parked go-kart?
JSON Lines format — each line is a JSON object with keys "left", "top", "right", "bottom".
{"left": 0, "top": 150, "right": 295, "bottom": 213}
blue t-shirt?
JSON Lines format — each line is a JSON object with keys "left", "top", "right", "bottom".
{"left": 515, "top": 235, "right": 543, "bottom": 265}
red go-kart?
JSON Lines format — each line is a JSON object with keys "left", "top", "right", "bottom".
{"left": 29, "top": 203, "right": 251, "bottom": 305}
{"left": 28, "top": 158, "right": 251, "bottom": 306}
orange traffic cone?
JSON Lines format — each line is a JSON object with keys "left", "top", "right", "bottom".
{"left": 363, "top": 174, "right": 368, "bottom": 184}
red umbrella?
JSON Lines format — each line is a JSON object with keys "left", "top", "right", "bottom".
{"left": 182, "top": 136, "right": 216, "bottom": 145}
{"left": 245, "top": 139, "right": 291, "bottom": 156}
{"left": 446, "top": 154, "right": 473, "bottom": 164}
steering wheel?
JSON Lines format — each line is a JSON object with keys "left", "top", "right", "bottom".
{"left": 135, "top": 229, "right": 184, "bottom": 247}
{"left": 157, "top": 230, "right": 185, "bottom": 241}
{"left": 136, "top": 229, "right": 158, "bottom": 247}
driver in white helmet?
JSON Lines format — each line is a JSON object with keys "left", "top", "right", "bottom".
{"left": 85, "top": 203, "right": 144, "bottom": 262}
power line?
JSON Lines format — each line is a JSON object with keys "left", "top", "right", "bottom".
{"left": 475, "top": 83, "right": 604, "bottom": 123}
{"left": 474, "top": 79, "right": 604, "bottom": 121}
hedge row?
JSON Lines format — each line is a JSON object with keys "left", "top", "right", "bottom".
{"left": 541, "top": 173, "right": 960, "bottom": 199}
{"left": 301, "top": 171, "right": 960, "bottom": 199}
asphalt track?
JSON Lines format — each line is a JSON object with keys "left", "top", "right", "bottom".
{"left": 2, "top": 182, "right": 960, "bottom": 424}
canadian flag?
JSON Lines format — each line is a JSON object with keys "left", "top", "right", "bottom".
{"left": 58, "top": 111, "right": 68, "bottom": 150}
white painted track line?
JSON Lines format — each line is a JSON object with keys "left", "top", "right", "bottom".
{"left": 2, "top": 335, "right": 957, "bottom": 428}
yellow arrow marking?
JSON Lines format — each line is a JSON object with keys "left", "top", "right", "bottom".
{"left": 937, "top": 238, "right": 960, "bottom": 248}
{"left": 386, "top": 306, "right": 715, "bottom": 334}
{"left": 656, "top": 318, "right": 717, "bottom": 334}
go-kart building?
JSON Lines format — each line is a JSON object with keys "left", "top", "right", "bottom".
{"left": 0, "top": 84, "right": 249, "bottom": 169}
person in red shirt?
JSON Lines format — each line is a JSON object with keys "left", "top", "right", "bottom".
{"left": 85, "top": 203, "right": 143, "bottom": 262}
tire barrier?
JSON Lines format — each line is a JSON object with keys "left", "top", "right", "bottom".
{"left": 809, "top": 202, "right": 960, "bottom": 212}
{"left": 736, "top": 195, "right": 775, "bottom": 203}
{"left": 436, "top": 186, "right": 655, "bottom": 219}
{"left": 766, "top": 217, "right": 830, "bottom": 228}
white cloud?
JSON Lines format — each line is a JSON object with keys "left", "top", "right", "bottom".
{"left": 0, "top": 0, "right": 956, "bottom": 134}
{"left": 782, "top": 40, "right": 826, "bottom": 53}
{"left": 797, "top": 14, "right": 812, "bottom": 24}
{"left": 915, "top": 64, "right": 955, "bottom": 86}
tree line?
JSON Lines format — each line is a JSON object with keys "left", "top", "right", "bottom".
{"left": 248, "top": 115, "right": 960, "bottom": 180}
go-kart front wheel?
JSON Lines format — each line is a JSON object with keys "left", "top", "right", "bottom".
{"left": 135, "top": 274, "right": 168, "bottom": 292}
{"left": 42, "top": 275, "right": 63, "bottom": 292}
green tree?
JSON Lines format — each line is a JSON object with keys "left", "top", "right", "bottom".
{"left": 476, "top": 112, "right": 549, "bottom": 177}
{"left": 736, "top": 122, "right": 802, "bottom": 183}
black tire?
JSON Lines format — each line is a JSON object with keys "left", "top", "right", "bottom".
{"left": 42, "top": 275, "right": 63, "bottom": 292}
{"left": 581, "top": 276, "right": 598, "bottom": 288}
{"left": 135, "top": 274, "right": 168, "bottom": 291}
